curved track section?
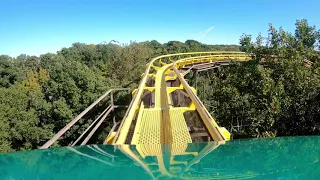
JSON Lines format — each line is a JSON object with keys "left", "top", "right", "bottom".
{"left": 108, "top": 52, "right": 252, "bottom": 145}
{"left": 41, "top": 52, "right": 251, "bottom": 149}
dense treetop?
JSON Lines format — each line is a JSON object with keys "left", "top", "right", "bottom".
{"left": 0, "top": 19, "right": 319, "bottom": 153}
{"left": 189, "top": 19, "right": 320, "bottom": 138}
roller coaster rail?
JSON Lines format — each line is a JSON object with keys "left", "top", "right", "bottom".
{"left": 41, "top": 51, "right": 252, "bottom": 149}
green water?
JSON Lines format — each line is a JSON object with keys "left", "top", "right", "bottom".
{"left": 0, "top": 136, "right": 319, "bottom": 179}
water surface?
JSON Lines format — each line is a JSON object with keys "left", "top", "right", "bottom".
{"left": 0, "top": 136, "right": 319, "bottom": 179}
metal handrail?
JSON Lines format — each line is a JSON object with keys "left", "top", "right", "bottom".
{"left": 41, "top": 88, "right": 130, "bottom": 149}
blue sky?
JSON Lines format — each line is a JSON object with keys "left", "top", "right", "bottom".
{"left": 1, "top": 0, "right": 319, "bottom": 57}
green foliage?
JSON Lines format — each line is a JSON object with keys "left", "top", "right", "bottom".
{"left": 1, "top": 20, "right": 318, "bottom": 153}
{"left": 0, "top": 40, "right": 239, "bottom": 153}
{"left": 0, "top": 83, "right": 53, "bottom": 151}
{"left": 191, "top": 19, "right": 320, "bottom": 138}
{"left": 0, "top": 55, "right": 24, "bottom": 88}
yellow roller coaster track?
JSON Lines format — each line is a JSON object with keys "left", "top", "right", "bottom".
{"left": 106, "top": 51, "right": 252, "bottom": 145}
{"left": 41, "top": 52, "right": 317, "bottom": 179}
{"left": 41, "top": 51, "right": 252, "bottom": 149}
{"left": 102, "top": 52, "right": 252, "bottom": 179}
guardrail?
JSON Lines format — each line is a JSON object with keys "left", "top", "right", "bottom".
{"left": 41, "top": 88, "right": 130, "bottom": 149}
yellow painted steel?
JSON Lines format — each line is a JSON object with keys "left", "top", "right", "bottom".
{"left": 131, "top": 108, "right": 193, "bottom": 145}
{"left": 172, "top": 66, "right": 224, "bottom": 141}
{"left": 167, "top": 109, "right": 192, "bottom": 144}
{"left": 105, "top": 132, "right": 116, "bottom": 144}
{"left": 109, "top": 52, "right": 252, "bottom": 145}
{"left": 132, "top": 109, "right": 162, "bottom": 144}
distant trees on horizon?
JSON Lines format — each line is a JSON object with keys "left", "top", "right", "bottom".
{"left": 0, "top": 19, "right": 319, "bottom": 153}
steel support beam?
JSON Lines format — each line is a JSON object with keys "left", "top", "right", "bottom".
{"left": 81, "top": 106, "right": 114, "bottom": 145}
{"left": 71, "top": 105, "right": 112, "bottom": 146}
{"left": 41, "top": 88, "right": 130, "bottom": 149}
{"left": 172, "top": 66, "right": 225, "bottom": 142}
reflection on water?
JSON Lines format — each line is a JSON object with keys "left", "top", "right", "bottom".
{"left": 0, "top": 136, "right": 320, "bottom": 179}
